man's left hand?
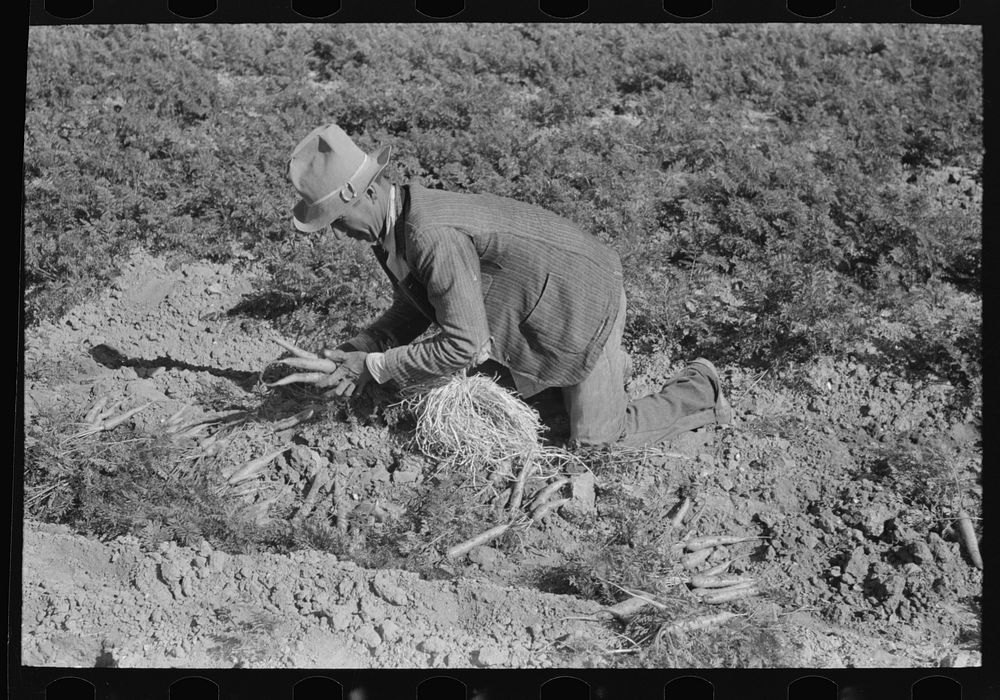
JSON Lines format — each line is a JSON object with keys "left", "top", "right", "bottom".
{"left": 317, "top": 349, "right": 372, "bottom": 397}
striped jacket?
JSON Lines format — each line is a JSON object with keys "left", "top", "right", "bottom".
{"left": 345, "top": 184, "right": 623, "bottom": 389}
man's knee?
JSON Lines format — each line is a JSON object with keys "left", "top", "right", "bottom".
{"left": 568, "top": 411, "right": 626, "bottom": 447}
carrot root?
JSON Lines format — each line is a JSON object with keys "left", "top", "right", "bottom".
{"left": 602, "top": 591, "right": 665, "bottom": 621}
{"left": 956, "top": 511, "right": 983, "bottom": 570}
{"left": 684, "top": 501, "right": 708, "bottom": 530}
{"left": 294, "top": 471, "right": 332, "bottom": 522}
{"left": 228, "top": 445, "right": 293, "bottom": 485}
{"left": 202, "top": 438, "right": 228, "bottom": 458}
{"left": 670, "top": 497, "right": 691, "bottom": 528}
{"left": 165, "top": 404, "right": 190, "bottom": 426}
{"left": 266, "top": 372, "right": 330, "bottom": 387}
{"left": 197, "top": 432, "right": 219, "bottom": 449}
{"left": 684, "top": 535, "right": 762, "bottom": 552}
{"left": 530, "top": 497, "right": 571, "bottom": 524}
{"left": 657, "top": 611, "right": 738, "bottom": 638}
{"left": 273, "top": 337, "right": 320, "bottom": 360}
{"left": 277, "top": 357, "right": 339, "bottom": 373}
{"left": 700, "top": 586, "right": 760, "bottom": 604}
{"left": 96, "top": 402, "right": 122, "bottom": 422}
{"left": 701, "top": 559, "right": 733, "bottom": 577}
{"left": 98, "top": 402, "right": 154, "bottom": 431}
{"left": 174, "top": 423, "right": 211, "bottom": 440}
{"left": 682, "top": 546, "right": 714, "bottom": 570}
{"left": 83, "top": 397, "right": 109, "bottom": 425}
{"left": 507, "top": 461, "right": 536, "bottom": 512}
{"left": 273, "top": 408, "right": 316, "bottom": 431}
{"left": 334, "top": 469, "right": 349, "bottom": 534}
{"left": 528, "top": 477, "right": 570, "bottom": 512}
{"left": 689, "top": 574, "right": 754, "bottom": 589}
{"left": 446, "top": 522, "right": 511, "bottom": 560}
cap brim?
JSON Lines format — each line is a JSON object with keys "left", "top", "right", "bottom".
{"left": 292, "top": 197, "right": 343, "bottom": 233}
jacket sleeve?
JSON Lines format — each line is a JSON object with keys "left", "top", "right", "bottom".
{"left": 380, "top": 226, "right": 491, "bottom": 385}
{"left": 340, "top": 286, "right": 433, "bottom": 353}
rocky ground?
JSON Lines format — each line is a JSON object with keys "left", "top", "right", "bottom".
{"left": 21, "top": 250, "right": 982, "bottom": 669}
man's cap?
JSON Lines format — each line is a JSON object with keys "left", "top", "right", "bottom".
{"left": 288, "top": 123, "right": 391, "bottom": 233}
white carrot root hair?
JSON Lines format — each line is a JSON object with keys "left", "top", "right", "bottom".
{"left": 402, "top": 374, "right": 553, "bottom": 481}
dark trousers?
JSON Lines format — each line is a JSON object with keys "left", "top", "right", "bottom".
{"left": 563, "top": 293, "right": 720, "bottom": 446}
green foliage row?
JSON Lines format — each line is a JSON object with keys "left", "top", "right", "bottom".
{"left": 24, "top": 24, "right": 981, "bottom": 392}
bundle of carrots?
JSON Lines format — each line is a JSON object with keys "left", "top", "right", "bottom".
{"left": 265, "top": 337, "right": 340, "bottom": 386}
{"left": 402, "top": 373, "right": 545, "bottom": 482}
{"left": 398, "top": 373, "right": 607, "bottom": 560}
{"left": 670, "top": 527, "right": 767, "bottom": 603}
{"left": 70, "top": 397, "right": 154, "bottom": 440}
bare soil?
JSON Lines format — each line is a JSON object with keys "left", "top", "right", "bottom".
{"left": 21, "top": 250, "right": 982, "bottom": 669}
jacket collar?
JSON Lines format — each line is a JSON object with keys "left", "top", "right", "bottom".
{"left": 377, "top": 185, "right": 407, "bottom": 247}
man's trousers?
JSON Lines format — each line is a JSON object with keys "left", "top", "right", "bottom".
{"left": 562, "top": 292, "right": 722, "bottom": 447}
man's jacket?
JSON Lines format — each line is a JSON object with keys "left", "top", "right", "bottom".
{"left": 345, "top": 184, "right": 623, "bottom": 389}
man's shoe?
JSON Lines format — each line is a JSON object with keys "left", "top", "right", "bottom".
{"left": 688, "top": 358, "right": 733, "bottom": 426}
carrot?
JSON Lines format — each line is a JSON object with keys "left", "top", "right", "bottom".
{"left": 165, "top": 404, "right": 190, "bottom": 427}
{"left": 700, "top": 586, "right": 759, "bottom": 604}
{"left": 507, "top": 462, "right": 536, "bottom": 512}
{"left": 97, "top": 402, "right": 154, "bottom": 431}
{"left": 83, "top": 397, "right": 109, "bottom": 425}
{"left": 216, "top": 411, "right": 249, "bottom": 425}
{"left": 273, "top": 408, "right": 316, "bottom": 431}
{"left": 527, "top": 477, "right": 570, "bottom": 512}
{"left": 530, "top": 497, "right": 571, "bottom": 524}
{"left": 494, "top": 487, "right": 513, "bottom": 509}
{"left": 689, "top": 574, "right": 754, "bottom": 589}
{"left": 293, "top": 471, "right": 332, "bottom": 522}
{"left": 691, "top": 580, "right": 756, "bottom": 596}
{"left": 276, "top": 357, "right": 339, "bottom": 373}
{"left": 955, "top": 511, "right": 983, "bottom": 570}
{"left": 684, "top": 501, "right": 708, "bottom": 530}
{"left": 201, "top": 437, "right": 228, "bottom": 458}
{"left": 175, "top": 422, "right": 212, "bottom": 440}
{"left": 166, "top": 421, "right": 195, "bottom": 436}
{"left": 95, "top": 402, "right": 123, "bottom": 423}
{"left": 228, "top": 445, "right": 293, "bottom": 485}
{"left": 266, "top": 372, "right": 330, "bottom": 387}
{"left": 273, "top": 337, "right": 320, "bottom": 360}
{"left": 657, "top": 611, "right": 737, "bottom": 637}
{"left": 333, "top": 469, "right": 349, "bottom": 534}
{"left": 701, "top": 559, "right": 733, "bottom": 577}
{"left": 684, "top": 535, "right": 762, "bottom": 552}
{"left": 69, "top": 401, "right": 154, "bottom": 439}
{"left": 197, "top": 432, "right": 219, "bottom": 450}
{"left": 601, "top": 591, "right": 666, "bottom": 622}
{"left": 670, "top": 497, "right": 691, "bottom": 528}
{"left": 446, "top": 522, "right": 511, "bottom": 560}
{"left": 682, "top": 547, "right": 714, "bottom": 570}
{"left": 670, "top": 539, "right": 692, "bottom": 554}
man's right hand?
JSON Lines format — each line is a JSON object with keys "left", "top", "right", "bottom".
{"left": 317, "top": 348, "right": 371, "bottom": 397}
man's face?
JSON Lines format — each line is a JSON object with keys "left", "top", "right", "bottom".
{"left": 329, "top": 188, "right": 381, "bottom": 242}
